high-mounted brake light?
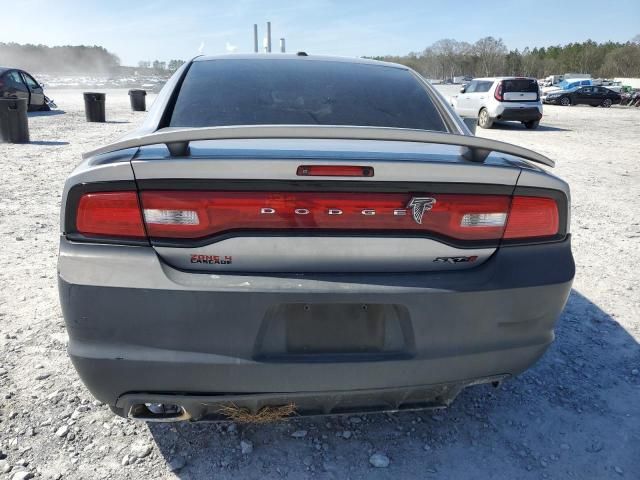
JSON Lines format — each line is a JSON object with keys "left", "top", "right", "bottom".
{"left": 75, "top": 192, "right": 146, "bottom": 238}
{"left": 297, "top": 165, "right": 374, "bottom": 177}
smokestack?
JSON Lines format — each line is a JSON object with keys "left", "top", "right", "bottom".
{"left": 266, "top": 21, "right": 272, "bottom": 53}
{"left": 253, "top": 24, "right": 258, "bottom": 53}
{"left": 280, "top": 38, "right": 286, "bottom": 53}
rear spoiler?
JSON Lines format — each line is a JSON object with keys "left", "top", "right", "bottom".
{"left": 82, "top": 125, "right": 554, "bottom": 167}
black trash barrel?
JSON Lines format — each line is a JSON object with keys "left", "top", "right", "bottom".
{"left": 0, "top": 98, "right": 29, "bottom": 143}
{"left": 83, "top": 92, "right": 106, "bottom": 122}
{"left": 128, "top": 89, "right": 147, "bottom": 111}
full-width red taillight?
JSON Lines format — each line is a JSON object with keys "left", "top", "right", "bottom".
{"left": 504, "top": 196, "right": 559, "bottom": 239}
{"left": 76, "top": 191, "right": 146, "bottom": 238}
{"left": 139, "top": 191, "right": 513, "bottom": 241}
{"left": 71, "top": 189, "right": 561, "bottom": 244}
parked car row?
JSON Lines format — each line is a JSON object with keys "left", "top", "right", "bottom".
{"left": 450, "top": 74, "right": 626, "bottom": 129}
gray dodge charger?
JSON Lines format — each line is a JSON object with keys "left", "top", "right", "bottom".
{"left": 58, "top": 54, "right": 575, "bottom": 421}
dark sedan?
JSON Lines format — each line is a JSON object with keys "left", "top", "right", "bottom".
{"left": 0, "top": 67, "right": 50, "bottom": 111}
{"left": 545, "top": 86, "right": 622, "bottom": 107}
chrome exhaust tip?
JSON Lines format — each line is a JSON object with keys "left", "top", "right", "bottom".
{"left": 128, "top": 402, "right": 191, "bottom": 422}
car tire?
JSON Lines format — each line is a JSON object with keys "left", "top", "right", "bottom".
{"left": 601, "top": 98, "right": 612, "bottom": 108}
{"left": 560, "top": 96, "right": 571, "bottom": 106}
{"left": 478, "top": 108, "right": 493, "bottom": 129}
{"left": 39, "top": 103, "right": 51, "bottom": 112}
{"left": 524, "top": 120, "right": 540, "bottom": 130}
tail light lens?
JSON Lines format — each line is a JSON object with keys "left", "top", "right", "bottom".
{"left": 75, "top": 191, "right": 146, "bottom": 239}
{"left": 504, "top": 196, "right": 559, "bottom": 239}
{"left": 70, "top": 190, "right": 561, "bottom": 244}
{"left": 494, "top": 81, "right": 504, "bottom": 101}
{"left": 139, "top": 191, "right": 513, "bottom": 241}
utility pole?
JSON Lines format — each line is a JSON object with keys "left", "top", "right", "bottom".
{"left": 253, "top": 24, "right": 258, "bottom": 53}
{"left": 266, "top": 21, "right": 272, "bottom": 53}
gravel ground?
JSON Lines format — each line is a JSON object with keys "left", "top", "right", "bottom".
{"left": 0, "top": 88, "right": 639, "bottom": 480}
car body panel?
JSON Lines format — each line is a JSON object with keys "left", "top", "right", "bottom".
{"left": 20, "top": 71, "right": 45, "bottom": 107}
{"left": 154, "top": 237, "right": 496, "bottom": 273}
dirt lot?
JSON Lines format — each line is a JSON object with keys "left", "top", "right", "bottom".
{"left": 0, "top": 88, "right": 639, "bottom": 480}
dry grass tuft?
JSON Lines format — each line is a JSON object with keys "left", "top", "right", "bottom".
{"left": 216, "top": 403, "right": 297, "bottom": 423}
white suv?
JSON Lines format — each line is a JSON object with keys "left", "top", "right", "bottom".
{"left": 451, "top": 77, "right": 543, "bottom": 129}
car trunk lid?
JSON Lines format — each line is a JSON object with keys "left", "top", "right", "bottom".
{"left": 131, "top": 138, "right": 522, "bottom": 273}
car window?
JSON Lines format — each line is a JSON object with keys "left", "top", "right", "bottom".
{"left": 582, "top": 87, "right": 593, "bottom": 93}
{"left": 5, "top": 71, "right": 26, "bottom": 88}
{"left": 475, "top": 81, "right": 493, "bottom": 93}
{"left": 21, "top": 73, "right": 39, "bottom": 90}
{"left": 581, "top": 80, "right": 590, "bottom": 86}
{"left": 464, "top": 81, "right": 477, "bottom": 93}
{"left": 503, "top": 79, "right": 538, "bottom": 93}
{"left": 169, "top": 60, "right": 448, "bottom": 132}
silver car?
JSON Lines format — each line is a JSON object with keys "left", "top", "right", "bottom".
{"left": 58, "top": 54, "right": 574, "bottom": 421}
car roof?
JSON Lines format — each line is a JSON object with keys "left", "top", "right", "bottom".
{"left": 0, "top": 66, "right": 12, "bottom": 74}
{"left": 473, "top": 76, "right": 537, "bottom": 81}
{"left": 192, "top": 53, "right": 408, "bottom": 70}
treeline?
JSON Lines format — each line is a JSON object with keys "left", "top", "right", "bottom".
{"left": 137, "top": 59, "right": 186, "bottom": 73}
{"left": 0, "top": 43, "right": 120, "bottom": 74}
{"left": 370, "top": 36, "right": 640, "bottom": 80}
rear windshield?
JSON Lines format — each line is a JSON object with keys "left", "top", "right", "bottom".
{"left": 503, "top": 79, "right": 538, "bottom": 92}
{"left": 169, "top": 59, "right": 448, "bottom": 132}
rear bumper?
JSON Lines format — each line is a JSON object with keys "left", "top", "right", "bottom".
{"left": 496, "top": 107, "right": 543, "bottom": 122}
{"left": 117, "top": 375, "right": 509, "bottom": 421}
{"left": 58, "top": 237, "right": 574, "bottom": 417}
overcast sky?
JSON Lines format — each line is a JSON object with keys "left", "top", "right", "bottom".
{"left": 3, "top": 0, "right": 639, "bottom": 66}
